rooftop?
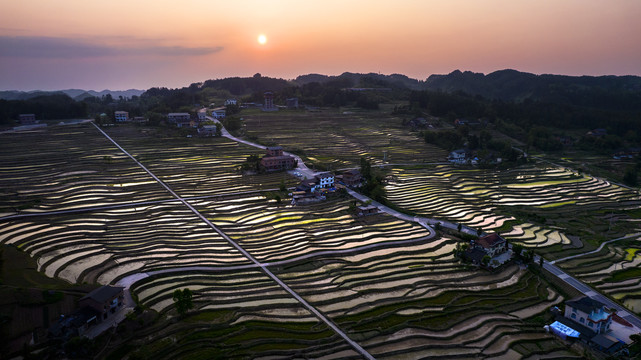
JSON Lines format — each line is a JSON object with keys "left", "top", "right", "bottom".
{"left": 81, "top": 285, "right": 124, "bottom": 303}
{"left": 566, "top": 296, "right": 612, "bottom": 320}
{"left": 476, "top": 233, "right": 505, "bottom": 248}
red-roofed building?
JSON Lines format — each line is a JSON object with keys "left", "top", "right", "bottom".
{"left": 473, "top": 233, "right": 507, "bottom": 257}
{"left": 260, "top": 146, "right": 296, "bottom": 172}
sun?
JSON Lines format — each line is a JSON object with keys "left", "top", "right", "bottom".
{"left": 257, "top": 34, "right": 267, "bottom": 45}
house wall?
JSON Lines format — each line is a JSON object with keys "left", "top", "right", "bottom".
{"left": 564, "top": 305, "right": 612, "bottom": 334}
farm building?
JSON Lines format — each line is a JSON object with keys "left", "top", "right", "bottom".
{"left": 548, "top": 296, "right": 624, "bottom": 354}
{"left": 564, "top": 296, "right": 614, "bottom": 334}
{"left": 358, "top": 205, "right": 378, "bottom": 216}
{"left": 286, "top": 97, "right": 299, "bottom": 109}
{"left": 49, "top": 307, "right": 101, "bottom": 338}
{"left": 342, "top": 169, "right": 362, "bottom": 186}
{"left": 212, "top": 107, "right": 226, "bottom": 119}
{"left": 19, "top": 114, "right": 36, "bottom": 125}
{"left": 167, "top": 113, "right": 193, "bottom": 128}
{"left": 198, "top": 125, "right": 217, "bottom": 137}
{"left": 260, "top": 146, "right": 296, "bottom": 172}
{"left": 448, "top": 149, "right": 469, "bottom": 164}
{"left": 79, "top": 285, "right": 124, "bottom": 321}
{"left": 315, "top": 172, "right": 334, "bottom": 189}
{"left": 473, "top": 233, "right": 507, "bottom": 258}
{"left": 263, "top": 91, "right": 277, "bottom": 111}
{"left": 114, "top": 111, "right": 129, "bottom": 122}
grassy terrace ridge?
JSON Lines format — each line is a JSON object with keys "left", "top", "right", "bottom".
{"left": 239, "top": 108, "right": 448, "bottom": 169}
{"left": 271, "top": 238, "right": 565, "bottom": 358}
{"left": 558, "top": 236, "right": 641, "bottom": 314}
{"left": 102, "top": 125, "right": 298, "bottom": 197}
{"left": 0, "top": 203, "right": 253, "bottom": 284}
{"left": 0, "top": 120, "right": 603, "bottom": 359}
{"left": 385, "top": 164, "right": 641, "bottom": 255}
{"left": 0, "top": 124, "right": 172, "bottom": 215}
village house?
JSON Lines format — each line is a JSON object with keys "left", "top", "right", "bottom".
{"left": 225, "top": 99, "right": 238, "bottom": 106}
{"left": 315, "top": 172, "right": 335, "bottom": 189}
{"left": 295, "top": 173, "right": 335, "bottom": 194}
{"left": 341, "top": 169, "right": 362, "bottom": 187}
{"left": 114, "top": 111, "right": 129, "bottom": 122}
{"left": 167, "top": 112, "right": 193, "bottom": 128}
{"left": 197, "top": 109, "right": 207, "bottom": 120}
{"left": 260, "top": 146, "right": 296, "bottom": 172}
{"left": 79, "top": 285, "right": 124, "bottom": 321}
{"left": 474, "top": 233, "right": 507, "bottom": 257}
{"left": 212, "top": 107, "right": 226, "bottom": 119}
{"left": 358, "top": 205, "right": 378, "bottom": 216}
{"left": 564, "top": 296, "right": 614, "bottom": 334}
{"left": 263, "top": 91, "right": 277, "bottom": 111}
{"left": 465, "top": 233, "right": 508, "bottom": 265}
{"left": 448, "top": 149, "right": 469, "bottom": 164}
{"left": 19, "top": 113, "right": 36, "bottom": 125}
{"left": 49, "top": 307, "right": 101, "bottom": 339}
{"left": 548, "top": 296, "right": 624, "bottom": 354}
{"left": 286, "top": 97, "right": 299, "bottom": 109}
{"left": 198, "top": 125, "right": 217, "bottom": 137}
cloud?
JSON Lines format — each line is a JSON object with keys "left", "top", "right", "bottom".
{"left": 0, "top": 36, "right": 223, "bottom": 58}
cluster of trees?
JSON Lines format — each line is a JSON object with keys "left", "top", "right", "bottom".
{"left": 359, "top": 157, "right": 386, "bottom": 202}
{"left": 0, "top": 94, "right": 87, "bottom": 124}
{"left": 172, "top": 288, "right": 193, "bottom": 317}
{"left": 423, "top": 126, "right": 521, "bottom": 164}
{"left": 407, "top": 89, "right": 641, "bottom": 153}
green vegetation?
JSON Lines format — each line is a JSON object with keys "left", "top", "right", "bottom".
{"left": 172, "top": 288, "right": 193, "bottom": 317}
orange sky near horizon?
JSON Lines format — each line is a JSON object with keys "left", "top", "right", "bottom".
{"left": 1, "top": 0, "right": 640, "bottom": 90}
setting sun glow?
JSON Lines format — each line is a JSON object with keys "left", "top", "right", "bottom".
{"left": 258, "top": 34, "right": 267, "bottom": 45}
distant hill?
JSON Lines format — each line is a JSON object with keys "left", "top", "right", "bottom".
{"left": 0, "top": 89, "right": 145, "bottom": 101}
{"left": 295, "top": 72, "right": 425, "bottom": 90}
{"left": 424, "top": 69, "right": 641, "bottom": 105}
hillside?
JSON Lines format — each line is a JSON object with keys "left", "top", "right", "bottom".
{"left": 0, "top": 89, "right": 145, "bottom": 101}
{"left": 425, "top": 69, "right": 641, "bottom": 107}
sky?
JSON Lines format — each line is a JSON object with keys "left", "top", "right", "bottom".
{"left": 1, "top": 0, "right": 640, "bottom": 91}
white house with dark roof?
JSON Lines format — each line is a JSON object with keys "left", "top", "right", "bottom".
{"left": 448, "top": 149, "right": 469, "bottom": 164}
{"left": 564, "top": 296, "right": 614, "bottom": 334}
{"left": 315, "top": 172, "right": 334, "bottom": 189}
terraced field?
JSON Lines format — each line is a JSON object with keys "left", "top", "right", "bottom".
{"left": 557, "top": 236, "right": 641, "bottom": 314}
{"left": 385, "top": 164, "right": 641, "bottom": 255}
{"left": 126, "top": 234, "right": 577, "bottom": 359}
{"left": 0, "top": 203, "right": 251, "bottom": 285}
{"left": 269, "top": 240, "right": 575, "bottom": 359}
{"left": 196, "top": 195, "right": 432, "bottom": 263}
{"left": 123, "top": 269, "right": 361, "bottom": 359}
{"left": 0, "top": 125, "right": 170, "bottom": 216}
{"left": 104, "top": 126, "right": 297, "bottom": 197}
{"left": 241, "top": 110, "right": 448, "bottom": 168}
{"left": 2, "top": 123, "right": 587, "bottom": 358}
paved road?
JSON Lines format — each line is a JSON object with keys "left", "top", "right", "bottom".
{"left": 206, "top": 115, "right": 316, "bottom": 179}
{"left": 542, "top": 257, "right": 641, "bottom": 329}
{"left": 346, "top": 188, "right": 477, "bottom": 237}
{"left": 92, "top": 123, "right": 375, "bottom": 360}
